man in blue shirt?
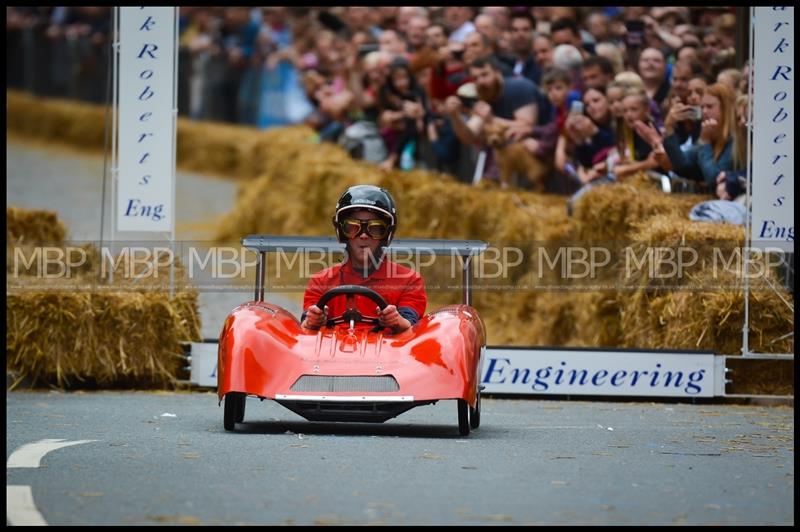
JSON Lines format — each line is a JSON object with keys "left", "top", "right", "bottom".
{"left": 444, "top": 55, "right": 541, "bottom": 146}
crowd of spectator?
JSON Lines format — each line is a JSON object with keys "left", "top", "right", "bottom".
{"left": 8, "top": 6, "right": 751, "bottom": 203}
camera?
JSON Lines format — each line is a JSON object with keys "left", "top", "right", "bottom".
{"left": 456, "top": 82, "right": 478, "bottom": 109}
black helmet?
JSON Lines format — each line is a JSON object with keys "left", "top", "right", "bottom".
{"left": 332, "top": 185, "right": 398, "bottom": 245}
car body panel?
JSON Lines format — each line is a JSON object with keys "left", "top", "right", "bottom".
{"left": 217, "top": 301, "right": 485, "bottom": 415}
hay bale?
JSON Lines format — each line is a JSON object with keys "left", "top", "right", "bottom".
{"left": 6, "top": 288, "right": 201, "bottom": 388}
{"left": 571, "top": 177, "right": 706, "bottom": 243}
{"left": 7, "top": 206, "right": 68, "bottom": 244}
{"left": 7, "top": 227, "right": 202, "bottom": 388}
{"left": 618, "top": 216, "right": 792, "bottom": 355}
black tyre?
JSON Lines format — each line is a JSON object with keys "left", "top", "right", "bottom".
{"left": 236, "top": 394, "right": 246, "bottom": 423}
{"left": 469, "top": 390, "right": 481, "bottom": 429}
{"left": 458, "top": 399, "right": 470, "bottom": 436}
{"left": 224, "top": 392, "right": 245, "bottom": 431}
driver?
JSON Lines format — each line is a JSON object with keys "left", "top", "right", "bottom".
{"left": 301, "top": 185, "right": 427, "bottom": 333}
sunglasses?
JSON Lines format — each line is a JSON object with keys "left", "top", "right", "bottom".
{"left": 339, "top": 218, "right": 390, "bottom": 239}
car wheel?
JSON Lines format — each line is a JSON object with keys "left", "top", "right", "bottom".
{"left": 469, "top": 390, "right": 481, "bottom": 429}
{"left": 224, "top": 392, "right": 245, "bottom": 431}
{"left": 236, "top": 394, "right": 246, "bottom": 423}
{"left": 458, "top": 399, "right": 470, "bottom": 436}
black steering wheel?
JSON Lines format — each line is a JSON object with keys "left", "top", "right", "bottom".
{"left": 316, "top": 285, "right": 388, "bottom": 327}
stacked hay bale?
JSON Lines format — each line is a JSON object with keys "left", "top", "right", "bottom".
{"left": 6, "top": 207, "right": 201, "bottom": 389}
{"left": 619, "top": 215, "right": 793, "bottom": 356}
{"left": 7, "top": 91, "right": 793, "bottom": 377}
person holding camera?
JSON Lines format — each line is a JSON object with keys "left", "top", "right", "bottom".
{"left": 634, "top": 82, "right": 738, "bottom": 194}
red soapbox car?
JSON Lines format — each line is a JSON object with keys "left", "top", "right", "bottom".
{"left": 217, "top": 236, "right": 487, "bottom": 436}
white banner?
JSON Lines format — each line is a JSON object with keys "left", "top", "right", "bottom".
{"left": 481, "top": 348, "right": 717, "bottom": 398}
{"left": 189, "top": 342, "right": 219, "bottom": 388}
{"left": 117, "top": 7, "right": 176, "bottom": 232}
{"left": 750, "top": 7, "right": 794, "bottom": 251}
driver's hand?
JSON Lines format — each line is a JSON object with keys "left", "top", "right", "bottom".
{"left": 377, "top": 305, "right": 411, "bottom": 333}
{"left": 303, "top": 304, "right": 328, "bottom": 330}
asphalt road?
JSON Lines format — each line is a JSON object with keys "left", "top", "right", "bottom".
{"left": 5, "top": 391, "right": 794, "bottom": 525}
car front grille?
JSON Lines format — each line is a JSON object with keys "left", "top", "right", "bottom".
{"left": 289, "top": 375, "right": 400, "bottom": 393}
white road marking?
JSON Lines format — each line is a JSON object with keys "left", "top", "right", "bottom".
{"left": 7, "top": 439, "right": 99, "bottom": 526}
{"left": 6, "top": 485, "right": 48, "bottom": 526}
{"left": 7, "top": 439, "right": 97, "bottom": 468}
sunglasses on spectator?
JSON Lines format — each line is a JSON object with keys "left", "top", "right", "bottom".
{"left": 340, "top": 218, "right": 390, "bottom": 239}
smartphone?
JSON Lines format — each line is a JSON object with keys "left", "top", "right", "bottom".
{"left": 625, "top": 20, "right": 645, "bottom": 48}
{"left": 689, "top": 106, "right": 702, "bottom": 120}
{"left": 569, "top": 100, "right": 584, "bottom": 115}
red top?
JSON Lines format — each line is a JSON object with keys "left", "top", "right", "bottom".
{"left": 303, "top": 258, "right": 427, "bottom": 323}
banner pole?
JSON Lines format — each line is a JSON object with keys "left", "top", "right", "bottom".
{"left": 110, "top": 6, "right": 120, "bottom": 285}
{"left": 169, "top": 6, "right": 178, "bottom": 298}
{"left": 742, "top": 7, "right": 756, "bottom": 358}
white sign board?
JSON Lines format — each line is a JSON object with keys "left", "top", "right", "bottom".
{"left": 189, "top": 342, "right": 218, "bottom": 388}
{"left": 481, "top": 348, "right": 717, "bottom": 398}
{"left": 750, "top": 6, "right": 794, "bottom": 251}
{"left": 117, "top": 7, "right": 176, "bottom": 232}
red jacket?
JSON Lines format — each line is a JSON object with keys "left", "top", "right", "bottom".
{"left": 303, "top": 257, "right": 427, "bottom": 325}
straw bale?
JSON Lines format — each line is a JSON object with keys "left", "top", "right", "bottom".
{"left": 6, "top": 287, "right": 201, "bottom": 389}
{"left": 620, "top": 267, "right": 793, "bottom": 355}
{"left": 7, "top": 231, "right": 202, "bottom": 388}
{"left": 7, "top": 206, "right": 68, "bottom": 244}
{"left": 571, "top": 176, "right": 707, "bottom": 243}
{"left": 572, "top": 291, "right": 623, "bottom": 347}
{"left": 526, "top": 292, "right": 580, "bottom": 346}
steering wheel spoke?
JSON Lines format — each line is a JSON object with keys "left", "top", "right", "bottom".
{"left": 316, "top": 285, "right": 388, "bottom": 329}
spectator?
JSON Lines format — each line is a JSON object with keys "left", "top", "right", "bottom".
{"left": 550, "top": 17, "right": 592, "bottom": 59}
{"left": 540, "top": 68, "right": 572, "bottom": 136}
{"left": 716, "top": 68, "right": 742, "bottom": 95}
{"left": 532, "top": 32, "right": 555, "bottom": 70}
{"left": 552, "top": 44, "right": 583, "bottom": 92}
{"left": 378, "top": 58, "right": 430, "bottom": 171}
{"left": 378, "top": 29, "right": 408, "bottom": 60}
{"left": 658, "top": 59, "right": 704, "bottom": 148}
{"left": 481, "top": 6, "right": 511, "bottom": 32}
{"left": 611, "top": 87, "right": 665, "bottom": 180}
{"left": 581, "top": 55, "right": 615, "bottom": 91}
{"left": 717, "top": 93, "right": 749, "bottom": 200}
{"left": 344, "top": 7, "right": 381, "bottom": 40}
{"left": 686, "top": 73, "right": 709, "bottom": 109}
{"left": 445, "top": 56, "right": 539, "bottom": 145}
{"left": 397, "top": 6, "right": 427, "bottom": 39}
{"left": 560, "top": 86, "right": 619, "bottom": 211}
{"left": 444, "top": 6, "right": 476, "bottom": 43}
{"left": 637, "top": 47, "right": 670, "bottom": 109}
{"left": 594, "top": 42, "right": 624, "bottom": 76}
{"left": 507, "top": 12, "right": 541, "bottom": 84}
{"left": 405, "top": 15, "right": 430, "bottom": 54}
{"left": 427, "top": 37, "right": 469, "bottom": 104}
{"left": 463, "top": 31, "right": 513, "bottom": 76}
{"left": 474, "top": 13, "right": 500, "bottom": 45}
{"left": 642, "top": 11, "right": 683, "bottom": 53}
{"left": 585, "top": 10, "right": 612, "bottom": 43}
{"left": 738, "top": 61, "right": 750, "bottom": 97}
{"left": 651, "top": 82, "right": 738, "bottom": 191}
{"left": 426, "top": 22, "right": 449, "bottom": 52}
{"left": 606, "top": 80, "right": 627, "bottom": 124}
